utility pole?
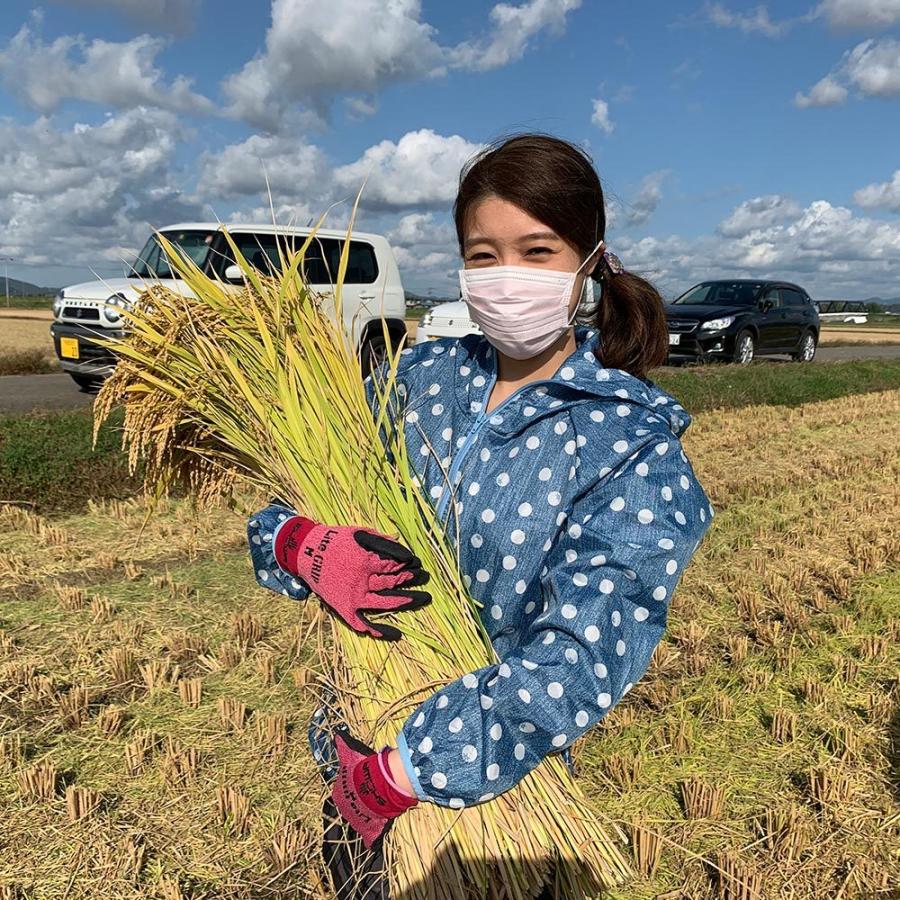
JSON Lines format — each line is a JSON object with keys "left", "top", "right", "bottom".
{"left": 0, "top": 257, "right": 13, "bottom": 308}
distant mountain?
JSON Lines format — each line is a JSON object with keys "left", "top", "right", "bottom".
{"left": 0, "top": 277, "right": 57, "bottom": 296}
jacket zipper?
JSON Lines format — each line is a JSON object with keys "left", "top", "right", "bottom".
{"left": 434, "top": 348, "right": 553, "bottom": 521}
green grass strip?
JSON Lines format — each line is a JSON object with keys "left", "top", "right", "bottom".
{"left": 653, "top": 358, "right": 900, "bottom": 414}
{"left": 3, "top": 359, "right": 900, "bottom": 515}
{"left": 0, "top": 406, "right": 146, "bottom": 513}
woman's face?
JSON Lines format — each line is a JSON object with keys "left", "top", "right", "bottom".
{"left": 462, "top": 195, "right": 595, "bottom": 314}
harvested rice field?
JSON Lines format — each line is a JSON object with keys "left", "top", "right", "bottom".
{"left": 1, "top": 388, "right": 898, "bottom": 898}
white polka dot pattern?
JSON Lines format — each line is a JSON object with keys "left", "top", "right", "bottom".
{"left": 352, "top": 329, "right": 712, "bottom": 809}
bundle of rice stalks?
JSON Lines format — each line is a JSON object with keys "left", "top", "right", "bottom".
{"left": 91, "top": 211, "right": 633, "bottom": 897}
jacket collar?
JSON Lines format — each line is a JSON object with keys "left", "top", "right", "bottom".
{"left": 451, "top": 326, "right": 691, "bottom": 438}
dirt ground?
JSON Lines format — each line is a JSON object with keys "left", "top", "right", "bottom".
{"left": 818, "top": 327, "right": 900, "bottom": 344}
{"left": 0, "top": 318, "right": 57, "bottom": 363}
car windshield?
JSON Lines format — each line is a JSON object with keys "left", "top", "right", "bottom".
{"left": 131, "top": 230, "right": 216, "bottom": 279}
{"left": 671, "top": 282, "right": 762, "bottom": 306}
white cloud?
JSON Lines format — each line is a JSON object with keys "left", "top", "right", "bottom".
{"left": 222, "top": 0, "right": 443, "bottom": 131}
{"left": 815, "top": 0, "right": 900, "bottom": 31}
{"left": 222, "top": 0, "right": 582, "bottom": 131}
{"left": 385, "top": 212, "right": 458, "bottom": 283}
{"left": 844, "top": 38, "right": 900, "bottom": 97}
{"left": 333, "top": 129, "right": 484, "bottom": 210}
{"left": 616, "top": 198, "right": 900, "bottom": 301}
{"left": 393, "top": 246, "right": 457, "bottom": 274}
{"left": 449, "top": 0, "right": 582, "bottom": 71}
{"left": 197, "top": 133, "right": 330, "bottom": 201}
{"left": 344, "top": 96, "right": 378, "bottom": 120}
{"left": 794, "top": 75, "right": 849, "bottom": 107}
{"left": 854, "top": 170, "right": 900, "bottom": 211}
{"left": 0, "top": 22, "right": 212, "bottom": 115}
{"left": 797, "top": 38, "right": 900, "bottom": 106}
{"left": 590, "top": 98, "right": 614, "bottom": 134}
{"left": 718, "top": 195, "right": 803, "bottom": 237}
{"left": 53, "top": 0, "right": 202, "bottom": 34}
{"left": 0, "top": 108, "right": 204, "bottom": 268}
{"left": 704, "top": 3, "right": 791, "bottom": 38}
{"left": 608, "top": 171, "right": 669, "bottom": 229}
{"left": 625, "top": 171, "right": 668, "bottom": 226}
{"left": 387, "top": 212, "right": 456, "bottom": 249}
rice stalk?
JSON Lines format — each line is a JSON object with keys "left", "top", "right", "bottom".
{"left": 216, "top": 784, "right": 251, "bottom": 837}
{"left": 65, "top": 785, "right": 101, "bottom": 821}
{"left": 90, "top": 210, "right": 634, "bottom": 897}
{"left": 17, "top": 760, "right": 57, "bottom": 802}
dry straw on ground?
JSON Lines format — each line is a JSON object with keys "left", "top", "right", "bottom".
{"left": 0, "top": 390, "right": 897, "bottom": 894}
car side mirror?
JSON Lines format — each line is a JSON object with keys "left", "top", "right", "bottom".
{"left": 224, "top": 264, "right": 244, "bottom": 283}
{"left": 759, "top": 298, "right": 773, "bottom": 312}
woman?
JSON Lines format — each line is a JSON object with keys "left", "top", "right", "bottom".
{"left": 248, "top": 133, "right": 714, "bottom": 898}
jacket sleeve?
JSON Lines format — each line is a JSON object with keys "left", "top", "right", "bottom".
{"left": 394, "top": 434, "right": 714, "bottom": 808}
{"left": 248, "top": 500, "right": 314, "bottom": 600}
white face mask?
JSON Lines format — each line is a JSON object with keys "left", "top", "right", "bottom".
{"left": 458, "top": 239, "right": 604, "bottom": 360}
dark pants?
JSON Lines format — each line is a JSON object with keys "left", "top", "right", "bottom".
{"left": 321, "top": 794, "right": 558, "bottom": 899}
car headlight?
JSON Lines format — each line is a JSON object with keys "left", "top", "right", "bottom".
{"left": 699, "top": 316, "right": 735, "bottom": 331}
{"left": 52, "top": 291, "right": 65, "bottom": 318}
{"left": 104, "top": 293, "right": 131, "bottom": 322}
{"left": 420, "top": 312, "right": 433, "bottom": 327}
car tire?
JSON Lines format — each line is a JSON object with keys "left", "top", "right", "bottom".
{"left": 360, "top": 331, "right": 406, "bottom": 380}
{"left": 732, "top": 329, "right": 755, "bottom": 365}
{"left": 792, "top": 330, "right": 817, "bottom": 363}
{"left": 70, "top": 373, "right": 103, "bottom": 393}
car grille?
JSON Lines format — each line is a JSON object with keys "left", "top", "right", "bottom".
{"left": 63, "top": 306, "right": 100, "bottom": 321}
{"left": 666, "top": 318, "right": 698, "bottom": 333}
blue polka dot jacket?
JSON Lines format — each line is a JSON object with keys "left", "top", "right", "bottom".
{"left": 248, "top": 324, "right": 714, "bottom": 810}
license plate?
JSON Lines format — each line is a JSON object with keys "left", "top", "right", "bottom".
{"left": 60, "top": 337, "right": 80, "bottom": 359}
{"left": 668, "top": 333, "right": 681, "bottom": 346}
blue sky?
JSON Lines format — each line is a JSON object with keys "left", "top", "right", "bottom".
{"left": 0, "top": 0, "right": 898, "bottom": 299}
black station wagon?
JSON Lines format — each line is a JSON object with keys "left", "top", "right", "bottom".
{"left": 665, "top": 280, "right": 819, "bottom": 365}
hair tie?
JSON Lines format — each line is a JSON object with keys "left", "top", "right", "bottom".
{"left": 603, "top": 248, "right": 625, "bottom": 276}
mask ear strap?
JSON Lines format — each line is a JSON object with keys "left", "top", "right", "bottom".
{"left": 576, "top": 238, "right": 606, "bottom": 277}
{"left": 566, "top": 238, "right": 605, "bottom": 326}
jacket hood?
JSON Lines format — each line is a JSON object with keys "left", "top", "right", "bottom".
{"left": 450, "top": 325, "right": 691, "bottom": 438}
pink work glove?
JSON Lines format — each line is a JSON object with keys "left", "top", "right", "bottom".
{"left": 273, "top": 516, "right": 431, "bottom": 641}
{"left": 331, "top": 728, "right": 418, "bottom": 851}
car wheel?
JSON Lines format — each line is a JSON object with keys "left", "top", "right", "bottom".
{"left": 792, "top": 330, "right": 817, "bottom": 362}
{"left": 360, "top": 332, "right": 406, "bottom": 379}
{"left": 70, "top": 373, "right": 103, "bottom": 393}
{"left": 732, "top": 329, "right": 755, "bottom": 365}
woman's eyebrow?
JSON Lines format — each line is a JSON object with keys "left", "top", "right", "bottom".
{"left": 517, "top": 231, "right": 561, "bottom": 242}
{"left": 464, "top": 231, "right": 560, "bottom": 251}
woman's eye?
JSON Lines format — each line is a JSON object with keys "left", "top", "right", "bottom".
{"left": 527, "top": 247, "right": 552, "bottom": 256}
{"left": 468, "top": 253, "right": 493, "bottom": 262}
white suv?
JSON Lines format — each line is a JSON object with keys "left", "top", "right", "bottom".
{"left": 414, "top": 299, "right": 481, "bottom": 344}
{"left": 50, "top": 223, "right": 409, "bottom": 390}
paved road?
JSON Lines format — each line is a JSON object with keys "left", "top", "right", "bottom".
{"left": 3, "top": 345, "right": 900, "bottom": 414}
{"left": 0, "top": 373, "right": 97, "bottom": 413}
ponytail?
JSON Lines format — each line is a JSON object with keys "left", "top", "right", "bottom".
{"left": 587, "top": 259, "right": 669, "bottom": 381}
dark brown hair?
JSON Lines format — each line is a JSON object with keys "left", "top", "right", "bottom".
{"left": 453, "top": 133, "right": 668, "bottom": 380}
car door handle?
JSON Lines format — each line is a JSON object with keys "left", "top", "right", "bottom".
{"left": 359, "top": 292, "right": 376, "bottom": 300}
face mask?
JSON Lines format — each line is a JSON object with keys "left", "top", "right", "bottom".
{"left": 458, "top": 238, "right": 604, "bottom": 360}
